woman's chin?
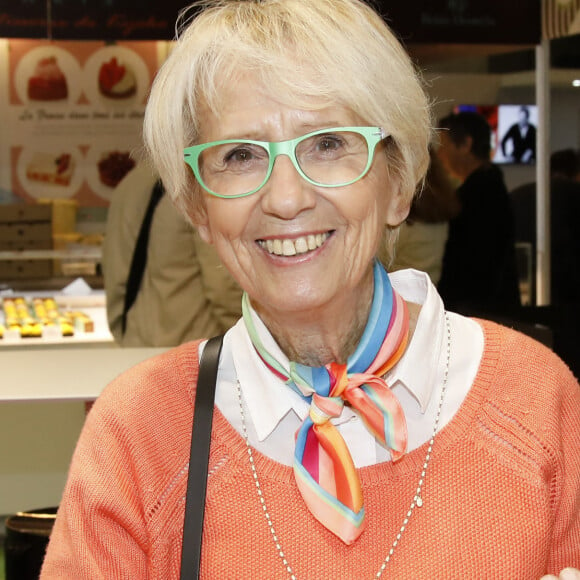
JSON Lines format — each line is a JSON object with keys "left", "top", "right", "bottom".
{"left": 252, "top": 286, "right": 333, "bottom": 318}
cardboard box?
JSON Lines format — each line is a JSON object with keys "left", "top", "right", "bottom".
{"left": 0, "top": 222, "right": 53, "bottom": 243}
{"left": 0, "top": 204, "right": 52, "bottom": 224}
{"left": 38, "top": 199, "right": 78, "bottom": 234}
{"left": 0, "top": 239, "right": 52, "bottom": 251}
{"left": 0, "top": 204, "right": 54, "bottom": 279}
{"left": 0, "top": 260, "right": 52, "bottom": 279}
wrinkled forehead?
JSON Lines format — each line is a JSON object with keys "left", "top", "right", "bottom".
{"left": 201, "top": 57, "right": 353, "bottom": 122}
{"left": 197, "top": 73, "right": 361, "bottom": 145}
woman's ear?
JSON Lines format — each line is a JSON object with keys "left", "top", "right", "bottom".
{"left": 385, "top": 184, "right": 411, "bottom": 227}
{"left": 196, "top": 221, "right": 213, "bottom": 245}
{"left": 193, "top": 211, "right": 213, "bottom": 245}
{"left": 186, "top": 194, "right": 214, "bottom": 244}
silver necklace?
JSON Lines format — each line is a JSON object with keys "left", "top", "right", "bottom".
{"left": 234, "top": 312, "right": 451, "bottom": 579}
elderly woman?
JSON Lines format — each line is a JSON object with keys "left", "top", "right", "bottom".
{"left": 41, "top": 1, "right": 580, "bottom": 578}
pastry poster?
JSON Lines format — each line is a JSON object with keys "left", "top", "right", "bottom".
{"left": 6, "top": 39, "right": 159, "bottom": 206}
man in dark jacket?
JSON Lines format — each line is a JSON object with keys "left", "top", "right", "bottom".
{"left": 500, "top": 106, "right": 536, "bottom": 164}
{"left": 436, "top": 111, "right": 521, "bottom": 315}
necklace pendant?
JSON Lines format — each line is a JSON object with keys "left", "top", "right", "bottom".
{"left": 416, "top": 496, "right": 423, "bottom": 507}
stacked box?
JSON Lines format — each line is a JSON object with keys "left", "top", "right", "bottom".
{"left": 0, "top": 204, "right": 53, "bottom": 279}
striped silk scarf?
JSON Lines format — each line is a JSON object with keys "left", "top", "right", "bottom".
{"left": 242, "top": 260, "right": 410, "bottom": 545}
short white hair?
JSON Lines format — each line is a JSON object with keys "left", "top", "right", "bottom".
{"left": 144, "top": 0, "right": 432, "bottom": 242}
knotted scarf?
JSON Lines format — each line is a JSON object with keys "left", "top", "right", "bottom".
{"left": 242, "top": 260, "right": 409, "bottom": 544}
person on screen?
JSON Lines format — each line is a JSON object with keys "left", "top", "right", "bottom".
{"left": 500, "top": 105, "right": 536, "bottom": 164}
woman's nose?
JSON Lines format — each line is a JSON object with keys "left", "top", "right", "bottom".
{"left": 259, "top": 154, "right": 316, "bottom": 219}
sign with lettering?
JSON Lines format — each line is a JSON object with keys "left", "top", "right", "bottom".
{"left": 376, "top": 0, "right": 541, "bottom": 45}
{"left": 0, "top": 4, "right": 47, "bottom": 38}
{"left": 0, "top": 0, "right": 187, "bottom": 40}
{"left": 0, "top": 1, "right": 541, "bottom": 44}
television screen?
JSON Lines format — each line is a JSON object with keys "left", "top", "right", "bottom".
{"left": 453, "top": 104, "right": 538, "bottom": 165}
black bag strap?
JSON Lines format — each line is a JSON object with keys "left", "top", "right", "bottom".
{"left": 180, "top": 334, "right": 224, "bottom": 580}
{"left": 121, "top": 179, "right": 165, "bottom": 336}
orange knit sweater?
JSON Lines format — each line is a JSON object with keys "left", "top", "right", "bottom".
{"left": 41, "top": 321, "right": 580, "bottom": 579}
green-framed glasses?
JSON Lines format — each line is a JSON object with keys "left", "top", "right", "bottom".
{"left": 183, "top": 126, "right": 386, "bottom": 198}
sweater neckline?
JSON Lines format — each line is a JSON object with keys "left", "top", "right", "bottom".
{"left": 208, "top": 319, "right": 501, "bottom": 486}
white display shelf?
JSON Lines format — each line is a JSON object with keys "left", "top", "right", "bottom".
{"left": 0, "top": 346, "right": 168, "bottom": 402}
{"left": 0, "top": 247, "right": 102, "bottom": 261}
{"left": 0, "top": 289, "right": 169, "bottom": 402}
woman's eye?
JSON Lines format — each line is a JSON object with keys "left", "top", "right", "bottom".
{"left": 222, "top": 144, "right": 268, "bottom": 167}
{"left": 317, "top": 136, "right": 342, "bottom": 151}
{"left": 224, "top": 147, "right": 254, "bottom": 163}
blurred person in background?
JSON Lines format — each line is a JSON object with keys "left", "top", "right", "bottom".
{"left": 389, "top": 148, "right": 460, "bottom": 284}
{"left": 510, "top": 148, "right": 580, "bottom": 306}
{"left": 437, "top": 111, "right": 521, "bottom": 316}
{"left": 103, "top": 162, "right": 242, "bottom": 346}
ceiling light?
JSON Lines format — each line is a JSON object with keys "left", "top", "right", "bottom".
{"left": 573, "top": 79, "right": 580, "bottom": 87}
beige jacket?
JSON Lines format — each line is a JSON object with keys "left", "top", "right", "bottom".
{"left": 390, "top": 221, "right": 449, "bottom": 285}
{"left": 102, "top": 164, "right": 242, "bottom": 347}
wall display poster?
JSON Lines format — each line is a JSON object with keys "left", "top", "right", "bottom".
{"left": 5, "top": 39, "right": 159, "bottom": 207}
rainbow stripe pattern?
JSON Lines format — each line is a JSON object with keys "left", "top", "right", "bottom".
{"left": 242, "top": 260, "right": 409, "bottom": 544}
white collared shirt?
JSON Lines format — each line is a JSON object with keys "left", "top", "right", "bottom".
{"left": 211, "top": 269, "right": 484, "bottom": 467}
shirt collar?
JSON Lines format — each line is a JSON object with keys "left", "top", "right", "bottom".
{"left": 231, "top": 268, "right": 446, "bottom": 440}
{"left": 386, "top": 268, "right": 446, "bottom": 412}
{"left": 231, "top": 311, "right": 309, "bottom": 442}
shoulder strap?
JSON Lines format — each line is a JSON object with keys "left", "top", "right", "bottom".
{"left": 180, "top": 334, "right": 224, "bottom": 580}
{"left": 121, "top": 179, "right": 165, "bottom": 336}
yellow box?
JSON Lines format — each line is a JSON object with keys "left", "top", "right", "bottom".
{"left": 38, "top": 198, "right": 78, "bottom": 234}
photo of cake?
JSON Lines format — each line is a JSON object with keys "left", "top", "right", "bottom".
{"left": 82, "top": 46, "right": 149, "bottom": 107}
{"left": 27, "top": 56, "right": 68, "bottom": 101}
{"left": 98, "top": 57, "right": 137, "bottom": 100}
{"left": 97, "top": 150, "right": 135, "bottom": 188}
{"left": 26, "top": 152, "right": 75, "bottom": 187}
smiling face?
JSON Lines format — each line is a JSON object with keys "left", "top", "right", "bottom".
{"left": 191, "top": 76, "right": 409, "bottom": 327}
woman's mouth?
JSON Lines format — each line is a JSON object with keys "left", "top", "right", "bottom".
{"left": 258, "top": 232, "right": 330, "bottom": 256}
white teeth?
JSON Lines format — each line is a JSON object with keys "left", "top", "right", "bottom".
{"left": 282, "top": 239, "right": 296, "bottom": 256}
{"left": 259, "top": 233, "right": 329, "bottom": 256}
{"left": 294, "top": 237, "right": 308, "bottom": 253}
